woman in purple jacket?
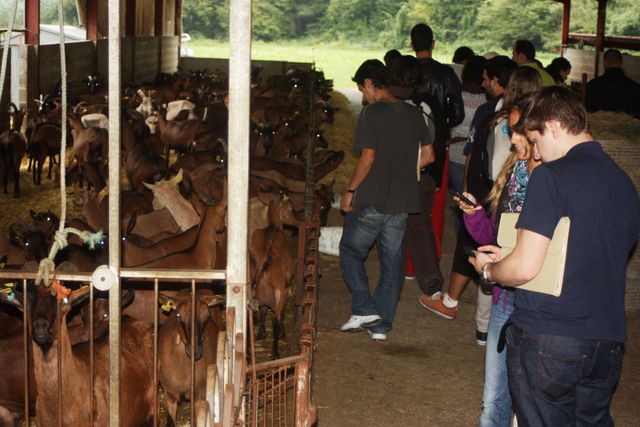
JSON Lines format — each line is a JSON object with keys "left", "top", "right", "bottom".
{"left": 455, "top": 102, "right": 541, "bottom": 427}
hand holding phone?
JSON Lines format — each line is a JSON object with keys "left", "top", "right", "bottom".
{"left": 453, "top": 191, "right": 478, "bottom": 208}
{"left": 463, "top": 247, "right": 478, "bottom": 257}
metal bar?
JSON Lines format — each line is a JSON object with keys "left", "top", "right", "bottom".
{"left": 86, "top": 0, "right": 98, "bottom": 41}
{"left": 175, "top": 0, "right": 183, "bottom": 37}
{"left": 25, "top": 0, "right": 39, "bottom": 45}
{"left": 594, "top": 0, "right": 607, "bottom": 77}
{"left": 89, "top": 285, "right": 95, "bottom": 424}
{"left": 107, "top": 0, "right": 122, "bottom": 424}
{"left": 295, "top": 220, "right": 307, "bottom": 307}
{"left": 57, "top": 303, "right": 62, "bottom": 427}
{"left": 22, "top": 279, "right": 29, "bottom": 427}
{"left": 126, "top": 0, "right": 136, "bottom": 37}
{"left": 248, "top": 355, "right": 307, "bottom": 373}
{"left": 561, "top": 0, "right": 571, "bottom": 46}
{"left": 304, "top": 71, "right": 316, "bottom": 219}
{"left": 120, "top": 269, "right": 226, "bottom": 280}
{"left": 153, "top": 279, "right": 159, "bottom": 427}
{"left": 191, "top": 280, "right": 196, "bottom": 425}
{"left": 566, "top": 33, "right": 640, "bottom": 50}
{"left": 227, "top": 0, "right": 252, "bottom": 372}
{"left": 154, "top": 0, "right": 164, "bottom": 36}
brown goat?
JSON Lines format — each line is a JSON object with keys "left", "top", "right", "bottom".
{"left": 121, "top": 118, "right": 168, "bottom": 192}
{"left": 158, "top": 290, "right": 224, "bottom": 426}
{"left": 27, "top": 123, "right": 61, "bottom": 185}
{"left": 13, "top": 284, "right": 156, "bottom": 427}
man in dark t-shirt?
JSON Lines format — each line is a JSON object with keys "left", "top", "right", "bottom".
{"left": 470, "top": 87, "right": 640, "bottom": 426}
{"left": 339, "top": 59, "right": 434, "bottom": 341}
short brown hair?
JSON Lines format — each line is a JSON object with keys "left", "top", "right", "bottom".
{"left": 520, "top": 86, "right": 589, "bottom": 135}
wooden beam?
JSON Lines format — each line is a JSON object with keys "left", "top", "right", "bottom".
{"left": 567, "top": 33, "right": 640, "bottom": 50}
{"left": 86, "top": 0, "right": 98, "bottom": 40}
{"left": 155, "top": 0, "right": 164, "bottom": 36}
{"left": 25, "top": 0, "right": 39, "bottom": 45}
{"left": 126, "top": 0, "right": 137, "bottom": 37}
{"left": 594, "top": 0, "right": 607, "bottom": 76}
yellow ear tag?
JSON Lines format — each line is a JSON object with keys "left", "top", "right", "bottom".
{"left": 4, "top": 282, "right": 14, "bottom": 288}
{"left": 161, "top": 300, "right": 176, "bottom": 312}
{"left": 281, "top": 194, "right": 290, "bottom": 201}
{"left": 0, "top": 262, "right": 6, "bottom": 269}
{"left": 215, "top": 155, "right": 222, "bottom": 162}
{"left": 9, "top": 117, "right": 13, "bottom": 129}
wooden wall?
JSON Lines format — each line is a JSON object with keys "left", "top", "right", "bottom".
{"left": 180, "top": 58, "right": 312, "bottom": 79}
{"left": 564, "top": 47, "right": 640, "bottom": 83}
{"left": 96, "top": 0, "right": 177, "bottom": 37}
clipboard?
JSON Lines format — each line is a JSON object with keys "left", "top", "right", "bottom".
{"left": 497, "top": 213, "right": 571, "bottom": 297}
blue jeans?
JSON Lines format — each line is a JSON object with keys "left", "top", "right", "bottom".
{"left": 339, "top": 206, "right": 407, "bottom": 334}
{"left": 506, "top": 325, "right": 624, "bottom": 427}
{"left": 480, "top": 289, "right": 514, "bottom": 427}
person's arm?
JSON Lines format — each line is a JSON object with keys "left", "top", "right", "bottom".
{"left": 340, "top": 148, "right": 375, "bottom": 212}
{"left": 463, "top": 152, "right": 471, "bottom": 193}
{"left": 470, "top": 229, "right": 551, "bottom": 286}
{"left": 419, "top": 144, "right": 435, "bottom": 168}
{"left": 447, "top": 70, "right": 465, "bottom": 127}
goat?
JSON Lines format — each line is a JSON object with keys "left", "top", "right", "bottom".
{"left": 27, "top": 122, "right": 61, "bottom": 185}
{"left": 0, "top": 130, "right": 27, "bottom": 197}
{"left": 158, "top": 290, "right": 224, "bottom": 426}
{"left": 250, "top": 226, "right": 295, "bottom": 359}
{"left": 143, "top": 170, "right": 200, "bottom": 232}
{"left": 122, "top": 117, "right": 168, "bottom": 192}
{"left": 68, "top": 113, "right": 108, "bottom": 191}
{"left": 8, "top": 283, "right": 156, "bottom": 427}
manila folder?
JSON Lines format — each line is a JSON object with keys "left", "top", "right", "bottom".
{"left": 497, "top": 213, "right": 570, "bottom": 297}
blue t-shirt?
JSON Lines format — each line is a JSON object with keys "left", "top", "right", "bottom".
{"left": 513, "top": 141, "right": 640, "bottom": 343}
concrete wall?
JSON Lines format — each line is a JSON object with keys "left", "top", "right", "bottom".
{"left": 179, "top": 57, "right": 312, "bottom": 79}
{"left": 38, "top": 41, "right": 97, "bottom": 99}
{"left": 564, "top": 47, "right": 640, "bottom": 83}
{"left": 0, "top": 48, "right": 11, "bottom": 111}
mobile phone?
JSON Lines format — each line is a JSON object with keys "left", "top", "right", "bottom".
{"left": 453, "top": 191, "right": 478, "bottom": 208}
{"left": 463, "top": 247, "right": 478, "bottom": 257}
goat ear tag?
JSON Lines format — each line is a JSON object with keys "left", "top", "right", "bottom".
{"left": 161, "top": 301, "right": 176, "bottom": 312}
{"left": 281, "top": 194, "right": 290, "bottom": 201}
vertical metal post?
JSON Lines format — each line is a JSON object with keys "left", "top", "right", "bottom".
{"left": 227, "top": 0, "right": 251, "bottom": 376}
{"left": 154, "top": 0, "right": 164, "bottom": 36}
{"left": 25, "top": 0, "right": 40, "bottom": 46}
{"left": 594, "top": 0, "right": 607, "bottom": 77}
{"left": 561, "top": 0, "right": 571, "bottom": 47}
{"left": 86, "top": 0, "right": 98, "bottom": 41}
{"left": 304, "top": 70, "right": 316, "bottom": 219}
{"left": 107, "top": 0, "right": 122, "bottom": 425}
{"left": 126, "top": 0, "right": 136, "bottom": 37}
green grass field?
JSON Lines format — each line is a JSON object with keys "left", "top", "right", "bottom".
{"left": 189, "top": 39, "right": 556, "bottom": 89}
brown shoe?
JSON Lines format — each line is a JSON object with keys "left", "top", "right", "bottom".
{"left": 418, "top": 294, "right": 458, "bottom": 320}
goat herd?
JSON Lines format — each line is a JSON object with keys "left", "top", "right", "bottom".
{"left": 0, "top": 66, "right": 343, "bottom": 426}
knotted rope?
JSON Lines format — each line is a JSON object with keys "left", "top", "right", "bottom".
{"left": 0, "top": 0, "right": 19, "bottom": 111}
{"left": 36, "top": 0, "right": 101, "bottom": 289}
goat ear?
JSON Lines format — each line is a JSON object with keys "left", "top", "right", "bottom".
{"left": 158, "top": 294, "right": 176, "bottom": 312}
{"left": 142, "top": 181, "right": 155, "bottom": 191}
{"left": 201, "top": 293, "right": 225, "bottom": 307}
{"left": 68, "top": 285, "right": 91, "bottom": 308}
{"left": 257, "top": 191, "right": 276, "bottom": 206}
{"left": 121, "top": 288, "right": 135, "bottom": 309}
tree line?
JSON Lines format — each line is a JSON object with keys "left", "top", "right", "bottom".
{"left": 184, "top": 0, "right": 639, "bottom": 53}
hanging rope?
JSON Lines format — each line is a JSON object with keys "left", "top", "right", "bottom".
{"left": 0, "top": 0, "right": 19, "bottom": 105}
{"left": 36, "top": 0, "right": 102, "bottom": 289}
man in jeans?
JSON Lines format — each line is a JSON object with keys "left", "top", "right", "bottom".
{"left": 471, "top": 86, "right": 640, "bottom": 425}
{"left": 339, "top": 59, "right": 435, "bottom": 341}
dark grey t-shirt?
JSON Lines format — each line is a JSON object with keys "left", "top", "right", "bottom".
{"left": 352, "top": 99, "right": 432, "bottom": 214}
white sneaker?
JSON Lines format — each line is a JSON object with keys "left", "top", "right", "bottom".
{"left": 429, "top": 291, "right": 443, "bottom": 300}
{"left": 367, "top": 329, "right": 387, "bottom": 341}
{"left": 340, "top": 314, "right": 381, "bottom": 332}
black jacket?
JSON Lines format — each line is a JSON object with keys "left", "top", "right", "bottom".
{"left": 417, "top": 57, "right": 465, "bottom": 128}
{"left": 586, "top": 68, "right": 640, "bottom": 118}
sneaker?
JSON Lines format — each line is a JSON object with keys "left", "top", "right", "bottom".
{"left": 404, "top": 275, "right": 416, "bottom": 280}
{"left": 476, "top": 330, "right": 488, "bottom": 346}
{"left": 418, "top": 294, "right": 458, "bottom": 320}
{"left": 367, "top": 329, "right": 387, "bottom": 341}
{"left": 340, "top": 314, "right": 382, "bottom": 332}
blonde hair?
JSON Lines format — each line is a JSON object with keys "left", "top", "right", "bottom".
{"left": 486, "top": 151, "right": 519, "bottom": 214}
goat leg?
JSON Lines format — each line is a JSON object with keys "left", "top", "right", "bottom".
{"left": 257, "top": 306, "right": 267, "bottom": 340}
{"left": 271, "top": 317, "right": 280, "bottom": 360}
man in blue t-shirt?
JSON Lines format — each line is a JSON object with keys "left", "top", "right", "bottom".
{"left": 470, "top": 86, "right": 640, "bottom": 426}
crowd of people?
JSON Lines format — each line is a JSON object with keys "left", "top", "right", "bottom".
{"left": 337, "top": 22, "right": 640, "bottom": 427}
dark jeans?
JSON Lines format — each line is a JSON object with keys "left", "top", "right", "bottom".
{"left": 339, "top": 206, "right": 407, "bottom": 334}
{"left": 404, "top": 174, "right": 443, "bottom": 295}
{"left": 506, "top": 325, "right": 624, "bottom": 427}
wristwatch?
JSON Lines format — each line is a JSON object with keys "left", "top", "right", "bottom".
{"left": 481, "top": 262, "right": 496, "bottom": 285}
{"left": 346, "top": 187, "right": 356, "bottom": 194}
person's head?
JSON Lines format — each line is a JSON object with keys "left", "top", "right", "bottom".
{"left": 352, "top": 59, "right": 389, "bottom": 104}
{"left": 508, "top": 107, "right": 532, "bottom": 161}
{"left": 545, "top": 57, "right": 572, "bottom": 84}
{"left": 384, "top": 49, "right": 402, "bottom": 68}
{"left": 410, "top": 24, "right": 434, "bottom": 53}
{"left": 512, "top": 40, "right": 536, "bottom": 65}
{"left": 603, "top": 49, "right": 623, "bottom": 70}
{"left": 461, "top": 55, "right": 487, "bottom": 88}
{"left": 452, "top": 46, "right": 475, "bottom": 65}
{"left": 389, "top": 55, "right": 421, "bottom": 97}
{"left": 519, "top": 86, "right": 590, "bottom": 162}
{"left": 482, "top": 56, "right": 517, "bottom": 97}
{"left": 503, "top": 66, "right": 542, "bottom": 111}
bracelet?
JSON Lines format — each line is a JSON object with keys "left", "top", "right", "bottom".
{"left": 481, "top": 262, "right": 496, "bottom": 285}
{"left": 346, "top": 188, "right": 356, "bottom": 193}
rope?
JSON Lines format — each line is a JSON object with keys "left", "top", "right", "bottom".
{"left": 0, "top": 0, "right": 19, "bottom": 105}
{"left": 36, "top": 0, "right": 71, "bottom": 288}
